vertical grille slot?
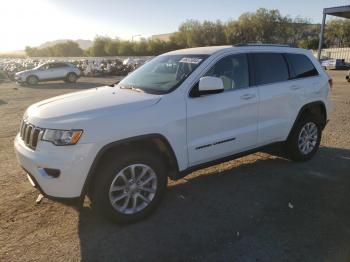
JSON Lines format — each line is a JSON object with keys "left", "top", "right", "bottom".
{"left": 19, "top": 120, "right": 43, "bottom": 150}
{"left": 25, "top": 125, "right": 33, "bottom": 145}
{"left": 31, "top": 128, "right": 41, "bottom": 148}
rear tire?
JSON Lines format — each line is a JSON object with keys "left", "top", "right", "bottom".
{"left": 91, "top": 150, "right": 167, "bottom": 223}
{"left": 286, "top": 115, "right": 322, "bottom": 161}
{"left": 65, "top": 73, "right": 78, "bottom": 83}
{"left": 26, "top": 75, "right": 38, "bottom": 85}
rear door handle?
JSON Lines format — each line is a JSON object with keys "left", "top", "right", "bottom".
{"left": 240, "top": 93, "right": 256, "bottom": 100}
{"left": 289, "top": 85, "right": 300, "bottom": 90}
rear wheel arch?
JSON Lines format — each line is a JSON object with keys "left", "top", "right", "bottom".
{"left": 82, "top": 134, "right": 179, "bottom": 197}
{"left": 288, "top": 101, "right": 327, "bottom": 140}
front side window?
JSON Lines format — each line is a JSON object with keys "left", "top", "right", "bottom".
{"left": 286, "top": 54, "right": 318, "bottom": 79}
{"left": 118, "top": 54, "right": 208, "bottom": 94}
{"left": 253, "top": 53, "right": 289, "bottom": 85}
{"left": 39, "top": 64, "right": 51, "bottom": 70}
{"left": 205, "top": 54, "right": 249, "bottom": 91}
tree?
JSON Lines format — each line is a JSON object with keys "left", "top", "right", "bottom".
{"left": 88, "top": 36, "right": 111, "bottom": 56}
{"left": 325, "top": 19, "right": 350, "bottom": 47}
{"left": 25, "top": 41, "right": 83, "bottom": 57}
{"left": 118, "top": 41, "right": 134, "bottom": 55}
{"left": 24, "top": 9, "right": 350, "bottom": 58}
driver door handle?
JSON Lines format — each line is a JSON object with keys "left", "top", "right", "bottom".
{"left": 240, "top": 93, "right": 256, "bottom": 100}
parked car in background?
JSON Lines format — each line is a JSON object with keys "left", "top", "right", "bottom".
{"left": 322, "top": 59, "right": 349, "bottom": 70}
{"left": 0, "top": 70, "right": 9, "bottom": 83}
{"left": 15, "top": 62, "right": 81, "bottom": 85}
{"left": 14, "top": 45, "right": 332, "bottom": 223}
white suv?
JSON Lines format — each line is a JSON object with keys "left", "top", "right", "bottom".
{"left": 14, "top": 45, "right": 332, "bottom": 223}
{"left": 15, "top": 62, "right": 81, "bottom": 85}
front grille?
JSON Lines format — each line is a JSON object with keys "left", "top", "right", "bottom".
{"left": 20, "top": 120, "right": 44, "bottom": 150}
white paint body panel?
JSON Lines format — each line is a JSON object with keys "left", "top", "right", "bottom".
{"left": 14, "top": 46, "right": 332, "bottom": 198}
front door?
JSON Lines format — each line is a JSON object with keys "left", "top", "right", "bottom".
{"left": 186, "top": 53, "right": 259, "bottom": 166}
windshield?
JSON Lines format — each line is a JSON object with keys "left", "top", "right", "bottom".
{"left": 34, "top": 63, "right": 46, "bottom": 69}
{"left": 118, "top": 54, "right": 208, "bottom": 94}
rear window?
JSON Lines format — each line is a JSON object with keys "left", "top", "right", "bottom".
{"left": 252, "top": 53, "right": 289, "bottom": 85}
{"left": 286, "top": 54, "right": 318, "bottom": 79}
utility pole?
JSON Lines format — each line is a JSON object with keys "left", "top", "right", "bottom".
{"left": 317, "top": 13, "right": 326, "bottom": 60}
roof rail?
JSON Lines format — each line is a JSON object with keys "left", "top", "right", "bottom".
{"left": 234, "top": 43, "right": 295, "bottom": 48}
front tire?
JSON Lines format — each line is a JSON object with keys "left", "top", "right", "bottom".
{"left": 26, "top": 75, "right": 38, "bottom": 85}
{"left": 91, "top": 150, "right": 167, "bottom": 223}
{"left": 286, "top": 115, "right": 322, "bottom": 161}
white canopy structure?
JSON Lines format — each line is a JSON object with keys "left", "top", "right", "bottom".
{"left": 317, "top": 5, "right": 350, "bottom": 60}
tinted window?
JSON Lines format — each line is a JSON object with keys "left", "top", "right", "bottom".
{"left": 51, "top": 63, "right": 68, "bottom": 68}
{"left": 286, "top": 54, "right": 318, "bottom": 79}
{"left": 205, "top": 54, "right": 249, "bottom": 90}
{"left": 253, "top": 53, "right": 289, "bottom": 85}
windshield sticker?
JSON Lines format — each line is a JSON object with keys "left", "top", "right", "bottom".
{"left": 179, "top": 57, "right": 203, "bottom": 64}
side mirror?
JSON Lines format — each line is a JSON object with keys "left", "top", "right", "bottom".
{"left": 198, "top": 76, "right": 224, "bottom": 95}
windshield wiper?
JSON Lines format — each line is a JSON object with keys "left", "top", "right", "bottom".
{"left": 119, "top": 85, "right": 144, "bottom": 93}
{"left": 108, "top": 80, "right": 120, "bottom": 87}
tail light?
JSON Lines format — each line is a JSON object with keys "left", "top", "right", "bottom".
{"left": 328, "top": 78, "right": 333, "bottom": 91}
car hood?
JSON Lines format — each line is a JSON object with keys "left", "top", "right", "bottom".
{"left": 26, "top": 86, "right": 161, "bottom": 125}
{"left": 16, "top": 69, "right": 36, "bottom": 75}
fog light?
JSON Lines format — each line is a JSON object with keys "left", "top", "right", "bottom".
{"left": 38, "top": 167, "right": 60, "bottom": 178}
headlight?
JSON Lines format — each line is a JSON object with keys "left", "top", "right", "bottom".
{"left": 41, "top": 129, "right": 83, "bottom": 146}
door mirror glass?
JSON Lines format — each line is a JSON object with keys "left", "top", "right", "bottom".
{"left": 198, "top": 76, "right": 224, "bottom": 94}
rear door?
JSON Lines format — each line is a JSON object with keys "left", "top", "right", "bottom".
{"left": 284, "top": 53, "right": 321, "bottom": 102}
{"left": 252, "top": 52, "right": 304, "bottom": 144}
{"left": 49, "top": 63, "right": 69, "bottom": 79}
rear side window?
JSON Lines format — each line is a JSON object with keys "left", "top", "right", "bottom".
{"left": 252, "top": 53, "right": 289, "bottom": 85}
{"left": 51, "top": 63, "right": 68, "bottom": 68}
{"left": 286, "top": 54, "right": 318, "bottom": 79}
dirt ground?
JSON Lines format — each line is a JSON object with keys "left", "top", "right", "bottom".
{"left": 0, "top": 71, "right": 349, "bottom": 262}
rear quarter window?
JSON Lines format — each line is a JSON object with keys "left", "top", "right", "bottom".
{"left": 252, "top": 53, "right": 289, "bottom": 85}
{"left": 286, "top": 53, "right": 318, "bottom": 79}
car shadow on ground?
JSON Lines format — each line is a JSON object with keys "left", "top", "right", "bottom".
{"left": 77, "top": 146, "right": 350, "bottom": 262}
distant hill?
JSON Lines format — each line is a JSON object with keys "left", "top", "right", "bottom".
{"left": 38, "top": 39, "right": 93, "bottom": 50}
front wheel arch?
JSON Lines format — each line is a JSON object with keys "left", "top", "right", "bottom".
{"left": 26, "top": 75, "right": 39, "bottom": 85}
{"left": 81, "top": 134, "right": 179, "bottom": 197}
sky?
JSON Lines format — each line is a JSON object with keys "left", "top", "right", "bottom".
{"left": 0, "top": 0, "right": 349, "bottom": 52}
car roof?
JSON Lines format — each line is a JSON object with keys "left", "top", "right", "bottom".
{"left": 164, "top": 46, "right": 232, "bottom": 55}
{"left": 164, "top": 45, "right": 309, "bottom": 56}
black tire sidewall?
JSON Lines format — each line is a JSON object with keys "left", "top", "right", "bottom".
{"left": 92, "top": 151, "right": 167, "bottom": 223}
{"left": 27, "top": 76, "right": 38, "bottom": 85}
{"left": 66, "top": 73, "right": 77, "bottom": 83}
{"left": 287, "top": 116, "right": 322, "bottom": 161}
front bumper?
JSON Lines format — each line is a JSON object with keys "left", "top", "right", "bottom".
{"left": 15, "top": 76, "right": 25, "bottom": 83}
{"left": 14, "top": 134, "right": 98, "bottom": 198}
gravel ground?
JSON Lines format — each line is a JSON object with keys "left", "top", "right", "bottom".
{"left": 0, "top": 71, "right": 349, "bottom": 262}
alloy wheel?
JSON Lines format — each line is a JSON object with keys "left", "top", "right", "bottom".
{"left": 108, "top": 164, "right": 157, "bottom": 215}
{"left": 298, "top": 122, "right": 318, "bottom": 155}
